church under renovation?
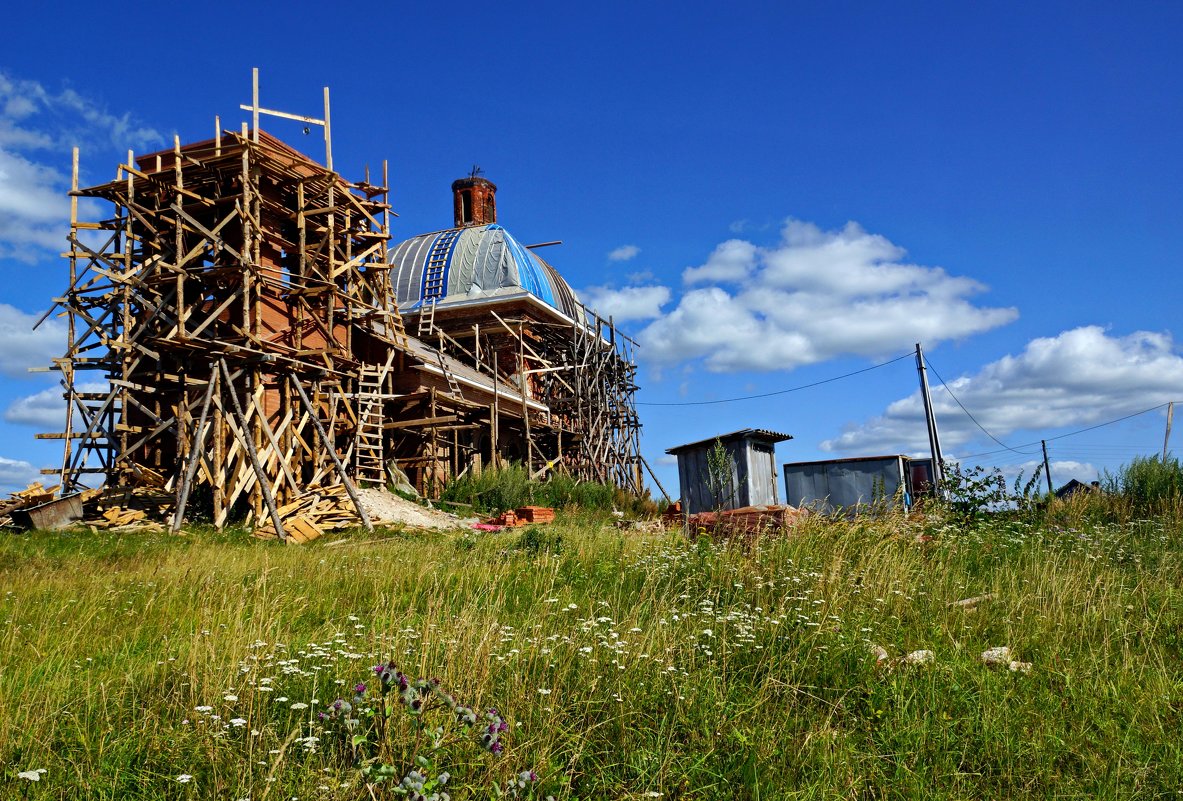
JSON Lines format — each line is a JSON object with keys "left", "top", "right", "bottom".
{"left": 40, "top": 93, "right": 645, "bottom": 536}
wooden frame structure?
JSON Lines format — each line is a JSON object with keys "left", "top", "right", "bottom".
{"left": 39, "top": 84, "right": 652, "bottom": 535}
{"left": 43, "top": 128, "right": 392, "bottom": 535}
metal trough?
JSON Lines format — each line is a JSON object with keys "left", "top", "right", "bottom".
{"left": 10, "top": 493, "right": 84, "bottom": 530}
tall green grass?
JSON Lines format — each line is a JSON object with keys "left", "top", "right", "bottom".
{"left": 1105, "top": 455, "right": 1183, "bottom": 508}
{"left": 440, "top": 465, "right": 653, "bottom": 517}
{"left": 0, "top": 506, "right": 1180, "bottom": 798}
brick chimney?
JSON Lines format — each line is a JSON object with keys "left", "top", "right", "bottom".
{"left": 452, "top": 176, "right": 497, "bottom": 227}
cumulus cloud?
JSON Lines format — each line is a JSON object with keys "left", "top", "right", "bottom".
{"left": 0, "top": 72, "right": 161, "bottom": 260}
{"left": 4, "top": 380, "right": 107, "bottom": 429}
{"left": 580, "top": 285, "right": 671, "bottom": 323}
{"left": 682, "top": 239, "right": 759, "bottom": 284}
{"left": 608, "top": 244, "right": 640, "bottom": 262}
{"left": 639, "top": 219, "right": 1017, "bottom": 373}
{"left": 0, "top": 455, "right": 43, "bottom": 493}
{"left": 0, "top": 304, "right": 67, "bottom": 377}
{"left": 821, "top": 326, "right": 1183, "bottom": 455}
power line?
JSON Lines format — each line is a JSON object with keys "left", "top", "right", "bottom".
{"left": 958, "top": 402, "right": 1173, "bottom": 460}
{"left": 923, "top": 356, "right": 1036, "bottom": 456}
{"left": 636, "top": 351, "right": 914, "bottom": 407}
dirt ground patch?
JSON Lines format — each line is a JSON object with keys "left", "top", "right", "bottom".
{"left": 355, "top": 488, "right": 471, "bottom": 530}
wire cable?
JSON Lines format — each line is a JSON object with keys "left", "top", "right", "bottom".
{"left": 958, "top": 402, "right": 1172, "bottom": 460}
{"left": 923, "top": 356, "right": 1036, "bottom": 456}
{"left": 636, "top": 351, "right": 914, "bottom": 407}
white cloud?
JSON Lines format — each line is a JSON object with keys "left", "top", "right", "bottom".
{"left": 0, "top": 72, "right": 161, "bottom": 260}
{"left": 682, "top": 239, "right": 758, "bottom": 284}
{"left": 821, "top": 326, "right": 1183, "bottom": 455}
{"left": 0, "top": 304, "right": 67, "bottom": 377}
{"left": 0, "top": 455, "right": 43, "bottom": 493}
{"left": 640, "top": 219, "right": 1017, "bottom": 373}
{"left": 579, "top": 285, "right": 671, "bottom": 323}
{"left": 4, "top": 379, "right": 107, "bottom": 429}
{"left": 608, "top": 244, "right": 640, "bottom": 262}
{"left": 5, "top": 385, "right": 66, "bottom": 428}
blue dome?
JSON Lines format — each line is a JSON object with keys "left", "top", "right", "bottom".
{"left": 388, "top": 224, "right": 581, "bottom": 319}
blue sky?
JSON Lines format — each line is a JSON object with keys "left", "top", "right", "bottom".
{"left": 2, "top": 1, "right": 1181, "bottom": 495}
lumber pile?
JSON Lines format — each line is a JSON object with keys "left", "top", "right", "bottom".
{"left": 1, "top": 482, "right": 60, "bottom": 527}
{"left": 252, "top": 484, "right": 363, "bottom": 543}
{"left": 0, "top": 482, "right": 57, "bottom": 524}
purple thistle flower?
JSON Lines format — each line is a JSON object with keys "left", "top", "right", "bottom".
{"left": 354, "top": 683, "right": 367, "bottom": 695}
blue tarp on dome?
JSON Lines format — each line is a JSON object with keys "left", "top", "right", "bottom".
{"left": 388, "top": 224, "right": 581, "bottom": 319}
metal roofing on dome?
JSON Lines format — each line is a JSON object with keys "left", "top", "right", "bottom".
{"left": 388, "top": 224, "right": 582, "bottom": 319}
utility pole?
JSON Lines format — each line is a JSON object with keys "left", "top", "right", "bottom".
{"left": 1164, "top": 402, "right": 1175, "bottom": 460}
{"left": 1041, "top": 439, "right": 1054, "bottom": 495}
{"left": 915, "top": 343, "right": 945, "bottom": 495}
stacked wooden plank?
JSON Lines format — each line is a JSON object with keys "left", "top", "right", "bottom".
{"left": 0, "top": 482, "right": 58, "bottom": 525}
{"left": 252, "top": 484, "right": 362, "bottom": 543}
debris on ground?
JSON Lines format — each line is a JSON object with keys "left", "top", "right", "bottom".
{"left": 901, "top": 649, "right": 936, "bottom": 666}
{"left": 684, "top": 505, "right": 803, "bottom": 538}
{"left": 980, "top": 646, "right": 1013, "bottom": 667}
{"left": 661, "top": 501, "right": 683, "bottom": 527}
{"left": 951, "top": 593, "right": 995, "bottom": 610}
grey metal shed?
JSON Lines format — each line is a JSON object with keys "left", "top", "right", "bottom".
{"left": 783, "top": 454, "right": 934, "bottom": 513}
{"left": 666, "top": 429, "right": 793, "bottom": 514}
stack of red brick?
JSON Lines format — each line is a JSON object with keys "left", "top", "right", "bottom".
{"left": 483, "top": 505, "right": 556, "bottom": 527}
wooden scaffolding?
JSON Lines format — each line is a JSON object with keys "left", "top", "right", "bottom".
{"left": 43, "top": 127, "right": 399, "bottom": 535}
{"left": 39, "top": 90, "right": 655, "bottom": 536}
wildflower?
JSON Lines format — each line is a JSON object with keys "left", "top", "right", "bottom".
{"left": 177, "top": 773, "right": 194, "bottom": 783}
{"left": 537, "top": 688, "right": 552, "bottom": 695}
{"left": 353, "top": 683, "right": 366, "bottom": 695}
{"left": 981, "top": 646, "right": 1012, "bottom": 667}
{"left": 902, "top": 649, "right": 935, "bottom": 666}
{"left": 17, "top": 769, "right": 46, "bottom": 782}
{"left": 223, "top": 694, "right": 238, "bottom": 702}
{"left": 230, "top": 718, "right": 247, "bottom": 727}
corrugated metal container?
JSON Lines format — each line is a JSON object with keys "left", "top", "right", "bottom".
{"left": 666, "top": 429, "right": 792, "bottom": 514}
{"left": 10, "top": 493, "right": 84, "bottom": 530}
{"left": 783, "top": 455, "right": 933, "bottom": 513}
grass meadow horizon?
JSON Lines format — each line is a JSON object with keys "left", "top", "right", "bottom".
{"left": 1, "top": 488, "right": 1181, "bottom": 799}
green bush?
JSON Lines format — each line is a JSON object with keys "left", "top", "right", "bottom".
{"left": 1105, "top": 455, "right": 1183, "bottom": 509}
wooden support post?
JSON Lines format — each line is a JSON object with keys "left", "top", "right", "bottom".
{"left": 219, "top": 359, "right": 286, "bottom": 540}
{"left": 289, "top": 375, "right": 373, "bottom": 532}
{"left": 172, "top": 373, "right": 218, "bottom": 532}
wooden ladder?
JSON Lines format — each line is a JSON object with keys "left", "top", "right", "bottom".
{"left": 418, "top": 299, "right": 437, "bottom": 338}
{"left": 354, "top": 352, "right": 394, "bottom": 486}
{"left": 436, "top": 349, "right": 462, "bottom": 397}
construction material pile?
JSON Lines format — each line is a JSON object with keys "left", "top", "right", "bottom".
{"left": 480, "top": 505, "right": 556, "bottom": 529}
{"left": 683, "top": 505, "right": 803, "bottom": 538}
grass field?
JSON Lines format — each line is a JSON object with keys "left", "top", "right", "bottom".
{"left": 1, "top": 499, "right": 1181, "bottom": 799}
